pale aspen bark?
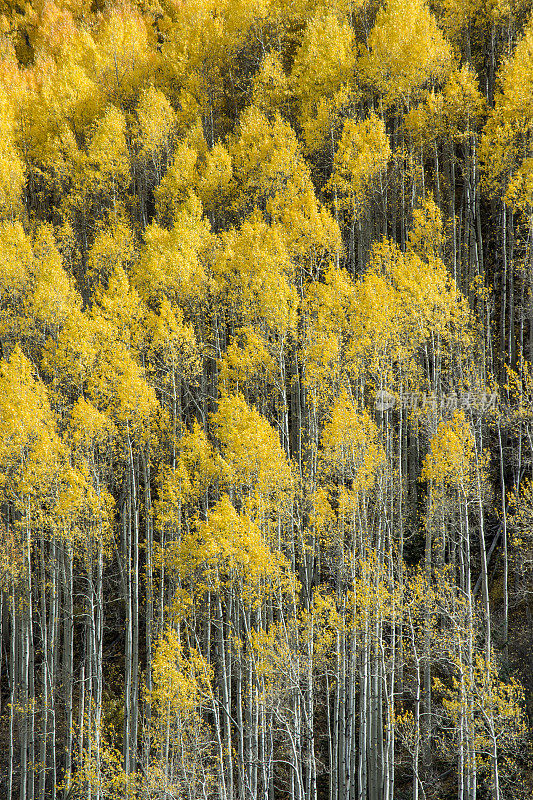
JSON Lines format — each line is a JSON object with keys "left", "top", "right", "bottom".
{"left": 217, "top": 593, "right": 233, "bottom": 800}
{"left": 38, "top": 536, "right": 48, "bottom": 800}
{"left": 49, "top": 539, "right": 58, "bottom": 800}
{"left": 123, "top": 492, "right": 132, "bottom": 774}
{"left": 128, "top": 434, "right": 140, "bottom": 773}
{"left": 78, "top": 661, "right": 85, "bottom": 788}
{"left": 358, "top": 611, "right": 368, "bottom": 800}
{"left": 62, "top": 543, "right": 74, "bottom": 800}
{"left": 9, "top": 584, "right": 16, "bottom": 800}
{"left": 20, "top": 592, "right": 29, "bottom": 800}
{"left": 423, "top": 482, "right": 433, "bottom": 762}
{"left": 332, "top": 626, "right": 340, "bottom": 800}
{"left": 409, "top": 612, "right": 422, "bottom": 800}
{"left": 347, "top": 613, "right": 357, "bottom": 800}
{"left": 143, "top": 448, "right": 154, "bottom": 737}
{"left": 458, "top": 669, "right": 466, "bottom": 800}
{"left": 472, "top": 425, "right": 492, "bottom": 668}
{"left": 497, "top": 425, "right": 509, "bottom": 662}
{"left": 338, "top": 605, "right": 346, "bottom": 800}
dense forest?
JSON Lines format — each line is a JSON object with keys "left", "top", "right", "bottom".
{"left": 1, "top": 0, "right": 533, "bottom": 798}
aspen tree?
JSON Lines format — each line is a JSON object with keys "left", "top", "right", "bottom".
{"left": 133, "top": 85, "right": 176, "bottom": 227}
{"left": 0, "top": 221, "right": 34, "bottom": 345}
{"left": 153, "top": 142, "right": 200, "bottom": 227}
{"left": 481, "top": 14, "right": 533, "bottom": 368}
{"left": 0, "top": 346, "right": 65, "bottom": 800}
{"left": 251, "top": 51, "right": 290, "bottom": 119}
{"left": 213, "top": 211, "right": 297, "bottom": 338}
{"left": 328, "top": 114, "right": 391, "bottom": 270}
{"left": 268, "top": 181, "right": 342, "bottom": 282}
{"left": 62, "top": 401, "right": 115, "bottom": 800}
{"left": 91, "top": 1, "right": 153, "bottom": 104}
{"left": 421, "top": 412, "right": 499, "bottom": 798}
{"left": 217, "top": 327, "right": 276, "bottom": 401}
{"left": 194, "top": 143, "right": 233, "bottom": 227}
{"left": 0, "top": 83, "right": 25, "bottom": 220}
{"left": 84, "top": 105, "right": 131, "bottom": 213}
{"left": 291, "top": 10, "right": 356, "bottom": 153}
{"left": 360, "top": 0, "right": 452, "bottom": 108}
{"left": 29, "top": 224, "right": 81, "bottom": 335}
{"left": 143, "top": 628, "right": 214, "bottom": 796}
{"left": 134, "top": 192, "right": 209, "bottom": 308}
{"left": 85, "top": 213, "right": 136, "bottom": 292}
{"left": 405, "top": 71, "right": 487, "bottom": 292}
{"left": 229, "top": 106, "right": 308, "bottom": 216}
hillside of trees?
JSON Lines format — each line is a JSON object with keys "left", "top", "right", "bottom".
{"left": 1, "top": 0, "right": 533, "bottom": 798}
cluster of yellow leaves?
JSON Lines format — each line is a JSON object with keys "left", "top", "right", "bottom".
{"left": 0, "top": 80, "right": 25, "bottom": 220}
{"left": 303, "top": 196, "right": 471, "bottom": 407}
{"left": 44, "top": 270, "right": 158, "bottom": 435}
{"left": 440, "top": 0, "right": 513, "bottom": 43}
{"left": 157, "top": 421, "right": 223, "bottom": 518}
{"left": 435, "top": 654, "right": 527, "bottom": 764}
{"left": 321, "top": 390, "right": 384, "bottom": 491}
{"left": 361, "top": 0, "right": 452, "bottom": 106}
{"left": 213, "top": 211, "right": 297, "bottom": 336}
{"left": 481, "top": 14, "right": 533, "bottom": 207}
{"left": 149, "top": 627, "right": 212, "bottom": 719}
{"left": 291, "top": 10, "right": 356, "bottom": 151}
{"left": 0, "top": 345, "right": 115, "bottom": 564}
{"left": 251, "top": 589, "right": 340, "bottom": 693}
{"left": 302, "top": 264, "right": 358, "bottom": 398}
{"left": 405, "top": 65, "right": 486, "bottom": 148}
{"left": 0, "top": 345, "right": 63, "bottom": 500}
{"left": 421, "top": 411, "right": 474, "bottom": 485}
{"left": 507, "top": 477, "right": 533, "bottom": 592}
{"left": 328, "top": 114, "right": 391, "bottom": 218}
{"left": 134, "top": 193, "right": 209, "bottom": 306}
{"left": 177, "top": 494, "right": 289, "bottom": 599}
{"left": 218, "top": 327, "right": 276, "bottom": 395}
{"left": 211, "top": 393, "right": 293, "bottom": 505}
{"left": 230, "top": 106, "right": 308, "bottom": 214}
{"left": 0, "top": 221, "right": 81, "bottom": 343}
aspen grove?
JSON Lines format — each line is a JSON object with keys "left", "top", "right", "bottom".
{"left": 0, "top": 1, "right": 532, "bottom": 798}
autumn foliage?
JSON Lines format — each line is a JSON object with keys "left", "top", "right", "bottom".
{"left": 0, "top": 1, "right": 532, "bottom": 799}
